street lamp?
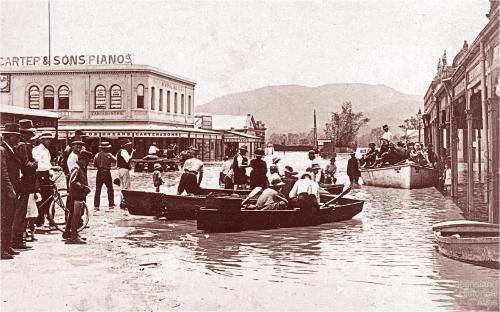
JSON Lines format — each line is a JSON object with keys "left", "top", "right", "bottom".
{"left": 417, "top": 108, "right": 422, "bottom": 144}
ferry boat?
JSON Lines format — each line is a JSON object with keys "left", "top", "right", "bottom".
{"left": 359, "top": 163, "right": 437, "bottom": 189}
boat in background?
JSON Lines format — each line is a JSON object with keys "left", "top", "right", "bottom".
{"left": 360, "top": 163, "right": 437, "bottom": 189}
{"left": 432, "top": 220, "right": 499, "bottom": 268}
{"left": 320, "top": 183, "right": 344, "bottom": 195}
{"left": 197, "top": 194, "right": 364, "bottom": 233}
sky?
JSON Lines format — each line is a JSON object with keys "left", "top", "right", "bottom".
{"left": 0, "top": 0, "right": 491, "bottom": 104}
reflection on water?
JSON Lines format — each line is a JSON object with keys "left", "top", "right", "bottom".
{"left": 104, "top": 152, "right": 499, "bottom": 311}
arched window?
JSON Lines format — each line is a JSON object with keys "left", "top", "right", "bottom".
{"left": 181, "top": 94, "right": 185, "bottom": 114}
{"left": 167, "top": 90, "right": 171, "bottom": 112}
{"left": 174, "top": 92, "right": 178, "bottom": 114}
{"left": 29, "top": 86, "right": 40, "bottom": 109}
{"left": 43, "top": 86, "right": 54, "bottom": 109}
{"left": 137, "top": 84, "right": 144, "bottom": 109}
{"left": 159, "top": 89, "right": 163, "bottom": 111}
{"left": 95, "top": 85, "right": 106, "bottom": 109}
{"left": 188, "top": 95, "right": 192, "bottom": 115}
{"left": 58, "top": 85, "right": 70, "bottom": 109}
{"left": 110, "top": 85, "right": 122, "bottom": 109}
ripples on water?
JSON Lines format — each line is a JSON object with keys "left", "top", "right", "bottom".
{"left": 105, "top": 152, "right": 498, "bottom": 311}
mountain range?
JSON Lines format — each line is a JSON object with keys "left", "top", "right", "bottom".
{"left": 196, "top": 83, "right": 422, "bottom": 136}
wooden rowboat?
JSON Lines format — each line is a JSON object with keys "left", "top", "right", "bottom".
{"left": 197, "top": 194, "right": 364, "bottom": 233}
{"left": 432, "top": 220, "right": 499, "bottom": 268}
{"left": 360, "top": 163, "right": 437, "bottom": 189}
{"left": 319, "top": 183, "right": 344, "bottom": 195}
{"left": 122, "top": 188, "right": 250, "bottom": 218}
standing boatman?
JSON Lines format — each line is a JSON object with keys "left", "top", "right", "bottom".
{"left": 93, "top": 141, "right": 116, "bottom": 211}
{"left": 177, "top": 147, "right": 204, "bottom": 195}
{"left": 116, "top": 139, "right": 135, "bottom": 209}
{"left": 232, "top": 145, "right": 250, "bottom": 190}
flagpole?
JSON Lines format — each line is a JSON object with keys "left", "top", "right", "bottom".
{"left": 48, "top": 0, "right": 51, "bottom": 65}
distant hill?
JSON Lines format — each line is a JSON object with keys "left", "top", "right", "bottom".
{"left": 196, "top": 83, "right": 422, "bottom": 136}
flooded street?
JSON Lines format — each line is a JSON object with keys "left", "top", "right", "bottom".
{"left": 115, "top": 152, "right": 498, "bottom": 311}
{"left": 1, "top": 152, "right": 498, "bottom": 311}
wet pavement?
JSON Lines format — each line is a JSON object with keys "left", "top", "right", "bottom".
{"left": 1, "top": 152, "right": 498, "bottom": 311}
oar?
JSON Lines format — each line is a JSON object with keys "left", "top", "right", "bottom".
{"left": 321, "top": 187, "right": 351, "bottom": 207}
{"left": 241, "top": 187, "right": 263, "bottom": 205}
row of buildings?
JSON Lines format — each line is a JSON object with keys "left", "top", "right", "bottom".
{"left": 423, "top": 0, "right": 499, "bottom": 223}
{"left": 0, "top": 63, "right": 266, "bottom": 161}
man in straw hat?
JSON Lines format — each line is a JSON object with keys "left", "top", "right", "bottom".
{"left": 66, "top": 150, "right": 93, "bottom": 244}
{"left": 1, "top": 124, "right": 22, "bottom": 259}
{"left": 32, "top": 130, "right": 60, "bottom": 229}
{"left": 93, "top": 142, "right": 116, "bottom": 211}
{"left": 177, "top": 146, "right": 203, "bottom": 195}
{"left": 116, "top": 139, "right": 135, "bottom": 209}
{"left": 282, "top": 165, "right": 299, "bottom": 199}
{"left": 11, "top": 120, "right": 41, "bottom": 248}
{"left": 232, "top": 145, "right": 249, "bottom": 190}
{"left": 256, "top": 177, "right": 288, "bottom": 210}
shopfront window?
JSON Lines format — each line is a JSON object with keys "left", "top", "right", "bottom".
{"left": 29, "top": 86, "right": 40, "bottom": 109}
{"left": 110, "top": 85, "right": 122, "bottom": 109}
{"left": 43, "top": 86, "right": 54, "bottom": 109}
{"left": 58, "top": 85, "right": 70, "bottom": 109}
{"left": 137, "top": 84, "right": 144, "bottom": 109}
{"left": 95, "top": 85, "right": 106, "bottom": 109}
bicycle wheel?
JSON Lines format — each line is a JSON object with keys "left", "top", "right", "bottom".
{"left": 49, "top": 193, "right": 69, "bottom": 232}
{"left": 48, "top": 194, "right": 90, "bottom": 233}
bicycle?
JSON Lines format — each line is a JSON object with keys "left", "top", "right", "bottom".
{"left": 39, "top": 171, "right": 89, "bottom": 232}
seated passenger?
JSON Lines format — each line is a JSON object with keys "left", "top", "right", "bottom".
{"left": 376, "top": 143, "right": 400, "bottom": 166}
{"left": 269, "top": 164, "right": 281, "bottom": 182}
{"left": 395, "top": 142, "right": 408, "bottom": 161}
{"left": 410, "top": 143, "right": 428, "bottom": 166}
{"left": 322, "top": 158, "right": 337, "bottom": 184}
{"left": 405, "top": 142, "right": 415, "bottom": 159}
{"left": 360, "top": 143, "right": 378, "bottom": 168}
{"left": 256, "top": 177, "right": 288, "bottom": 210}
{"left": 282, "top": 166, "right": 298, "bottom": 199}
{"left": 426, "top": 143, "right": 439, "bottom": 168}
{"left": 289, "top": 172, "right": 321, "bottom": 212}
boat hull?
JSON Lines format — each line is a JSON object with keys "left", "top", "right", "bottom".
{"left": 432, "top": 221, "right": 500, "bottom": 267}
{"left": 360, "top": 163, "right": 437, "bottom": 189}
{"left": 197, "top": 197, "right": 364, "bottom": 233}
{"left": 320, "top": 184, "right": 344, "bottom": 195}
{"left": 122, "top": 188, "right": 250, "bottom": 219}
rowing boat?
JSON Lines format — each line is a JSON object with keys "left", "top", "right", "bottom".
{"left": 197, "top": 194, "right": 364, "bottom": 233}
{"left": 122, "top": 188, "right": 250, "bottom": 218}
{"left": 320, "top": 183, "right": 344, "bottom": 194}
{"left": 432, "top": 220, "right": 499, "bottom": 268}
{"left": 359, "top": 163, "right": 437, "bottom": 189}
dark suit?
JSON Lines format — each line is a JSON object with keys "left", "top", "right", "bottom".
{"left": 12, "top": 141, "right": 38, "bottom": 245}
{"left": 1, "top": 143, "right": 21, "bottom": 252}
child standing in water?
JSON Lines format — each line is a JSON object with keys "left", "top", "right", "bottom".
{"left": 153, "top": 163, "right": 163, "bottom": 192}
{"left": 443, "top": 163, "right": 452, "bottom": 196}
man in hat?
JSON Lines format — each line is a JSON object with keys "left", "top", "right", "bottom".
{"left": 256, "top": 177, "right": 288, "bottom": 210}
{"left": 308, "top": 163, "right": 322, "bottom": 183}
{"left": 11, "top": 120, "right": 40, "bottom": 249}
{"left": 66, "top": 150, "right": 93, "bottom": 244}
{"left": 269, "top": 164, "right": 281, "bottom": 182}
{"left": 61, "top": 130, "right": 87, "bottom": 176}
{"left": 1, "top": 124, "right": 22, "bottom": 259}
{"left": 380, "top": 124, "right": 393, "bottom": 142}
{"left": 426, "top": 143, "right": 439, "bottom": 168}
{"left": 282, "top": 166, "right": 298, "bottom": 199}
{"left": 360, "top": 143, "right": 378, "bottom": 168}
{"left": 219, "top": 155, "right": 233, "bottom": 187}
{"left": 93, "top": 142, "right": 116, "bottom": 211}
{"left": 323, "top": 158, "right": 337, "bottom": 184}
{"left": 32, "top": 131, "right": 60, "bottom": 228}
{"left": 116, "top": 139, "right": 135, "bottom": 208}
{"left": 347, "top": 153, "right": 361, "bottom": 186}
{"left": 249, "top": 148, "right": 268, "bottom": 189}
{"left": 177, "top": 147, "right": 203, "bottom": 195}
{"left": 232, "top": 145, "right": 249, "bottom": 190}
{"left": 152, "top": 163, "right": 163, "bottom": 192}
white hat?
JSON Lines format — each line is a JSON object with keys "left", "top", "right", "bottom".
{"left": 37, "top": 131, "right": 54, "bottom": 139}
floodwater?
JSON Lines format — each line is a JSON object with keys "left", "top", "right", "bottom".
{"left": 102, "top": 152, "right": 498, "bottom": 311}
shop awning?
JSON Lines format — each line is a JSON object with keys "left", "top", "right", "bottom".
{"left": 57, "top": 124, "right": 222, "bottom": 140}
{"left": 223, "top": 130, "right": 262, "bottom": 143}
{"left": 1, "top": 105, "right": 59, "bottom": 128}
